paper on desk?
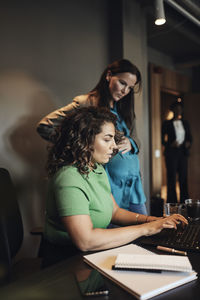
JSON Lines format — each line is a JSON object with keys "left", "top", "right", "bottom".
{"left": 83, "top": 244, "right": 197, "bottom": 300}
{"left": 114, "top": 253, "right": 193, "bottom": 272}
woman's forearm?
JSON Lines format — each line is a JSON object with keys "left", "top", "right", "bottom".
{"left": 79, "top": 224, "right": 149, "bottom": 251}
{"left": 62, "top": 214, "right": 186, "bottom": 253}
{"left": 112, "top": 207, "right": 160, "bottom": 226}
{"left": 63, "top": 214, "right": 149, "bottom": 252}
{"left": 36, "top": 101, "right": 78, "bottom": 141}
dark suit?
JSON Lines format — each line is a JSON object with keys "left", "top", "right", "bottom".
{"left": 162, "top": 119, "right": 192, "bottom": 203}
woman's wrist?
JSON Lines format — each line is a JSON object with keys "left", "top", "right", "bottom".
{"left": 135, "top": 214, "right": 164, "bottom": 224}
{"left": 146, "top": 216, "right": 162, "bottom": 222}
{"left": 135, "top": 214, "right": 149, "bottom": 224}
{"left": 144, "top": 215, "right": 158, "bottom": 223}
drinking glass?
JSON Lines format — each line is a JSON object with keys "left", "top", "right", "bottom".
{"left": 185, "top": 199, "right": 200, "bottom": 222}
{"left": 164, "top": 203, "right": 183, "bottom": 216}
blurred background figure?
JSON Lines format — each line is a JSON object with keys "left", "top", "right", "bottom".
{"left": 162, "top": 100, "right": 192, "bottom": 203}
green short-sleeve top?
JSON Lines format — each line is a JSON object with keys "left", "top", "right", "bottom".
{"left": 45, "top": 164, "right": 113, "bottom": 244}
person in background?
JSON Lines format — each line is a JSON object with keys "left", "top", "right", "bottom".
{"left": 162, "top": 101, "right": 192, "bottom": 203}
{"left": 37, "top": 59, "right": 147, "bottom": 215}
{"left": 42, "top": 106, "right": 187, "bottom": 268}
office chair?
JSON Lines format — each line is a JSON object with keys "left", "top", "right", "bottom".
{"left": 0, "top": 168, "right": 41, "bottom": 285}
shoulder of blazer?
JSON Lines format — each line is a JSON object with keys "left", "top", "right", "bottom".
{"left": 73, "top": 94, "right": 98, "bottom": 107}
{"left": 162, "top": 119, "right": 174, "bottom": 131}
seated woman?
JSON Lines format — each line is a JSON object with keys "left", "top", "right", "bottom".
{"left": 42, "top": 106, "right": 187, "bottom": 268}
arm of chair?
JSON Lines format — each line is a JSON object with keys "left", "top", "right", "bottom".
{"left": 30, "top": 227, "right": 44, "bottom": 258}
{"left": 30, "top": 227, "right": 43, "bottom": 236}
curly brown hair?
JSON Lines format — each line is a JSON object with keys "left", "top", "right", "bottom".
{"left": 46, "top": 106, "right": 117, "bottom": 177}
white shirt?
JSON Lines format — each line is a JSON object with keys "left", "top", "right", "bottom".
{"left": 173, "top": 120, "right": 185, "bottom": 145}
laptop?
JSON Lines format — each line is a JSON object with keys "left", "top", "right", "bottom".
{"left": 138, "top": 222, "right": 200, "bottom": 252}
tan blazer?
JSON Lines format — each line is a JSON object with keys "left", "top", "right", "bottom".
{"left": 36, "top": 94, "right": 140, "bottom": 148}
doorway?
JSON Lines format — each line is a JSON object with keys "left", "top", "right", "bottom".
{"left": 149, "top": 63, "right": 192, "bottom": 199}
{"left": 160, "top": 91, "right": 182, "bottom": 202}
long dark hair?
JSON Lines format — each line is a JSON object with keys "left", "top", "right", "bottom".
{"left": 89, "top": 59, "right": 142, "bottom": 132}
{"left": 47, "top": 106, "right": 117, "bottom": 177}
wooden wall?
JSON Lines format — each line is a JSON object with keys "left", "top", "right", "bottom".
{"left": 184, "top": 93, "right": 200, "bottom": 199}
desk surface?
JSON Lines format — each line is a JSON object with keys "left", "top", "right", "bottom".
{"left": 0, "top": 245, "right": 200, "bottom": 300}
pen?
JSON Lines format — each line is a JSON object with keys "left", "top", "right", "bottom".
{"left": 156, "top": 246, "right": 187, "bottom": 256}
{"left": 112, "top": 266, "right": 162, "bottom": 273}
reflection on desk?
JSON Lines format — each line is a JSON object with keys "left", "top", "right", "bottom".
{"left": 0, "top": 256, "right": 83, "bottom": 300}
{"left": 0, "top": 245, "right": 200, "bottom": 300}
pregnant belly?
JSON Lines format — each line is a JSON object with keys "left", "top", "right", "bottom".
{"left": 105, "top": 152, "right": 140, "bottom": 178}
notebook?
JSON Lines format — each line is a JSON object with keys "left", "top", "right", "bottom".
{"left": 83, "top": 244, "right": 197, "bottom": 300}
{"left": 113, "top": 253, "right": 193, "bottom": 272}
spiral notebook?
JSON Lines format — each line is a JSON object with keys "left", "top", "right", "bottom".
{"left": 112, "top": 253, "right": 193, "bottom": 272}
{"left": 83, "top": 244, "right": 197, "bottom": 300}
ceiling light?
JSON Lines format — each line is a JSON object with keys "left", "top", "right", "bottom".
{"left": 155, "top": 0, "right": 166, "bottom": 25}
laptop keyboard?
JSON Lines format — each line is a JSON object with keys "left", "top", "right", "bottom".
{"left": 139, "top": 223, "right": 200, "bottom": 252}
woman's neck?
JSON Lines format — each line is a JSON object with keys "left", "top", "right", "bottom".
{"left": 109, "top": 99, "right": 114, "bottom": 108}
{"left": 88, "top": 161, "right": 96, "bottom": 171}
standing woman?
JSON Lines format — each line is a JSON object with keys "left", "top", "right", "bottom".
{"left": 37, "top": 59, "right": 147, "bottom": 214}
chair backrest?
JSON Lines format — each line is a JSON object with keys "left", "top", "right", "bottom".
{"left": 0, "top": 168, "right": 23, "bottom": 283}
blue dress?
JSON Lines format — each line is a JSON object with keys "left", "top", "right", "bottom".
{"left": 105, "top": 105, "right": 147, "bottom": 213}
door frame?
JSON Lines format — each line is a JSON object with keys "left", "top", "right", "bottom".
{"left": 149, "top": 63, "right": 192, "bottom": 197}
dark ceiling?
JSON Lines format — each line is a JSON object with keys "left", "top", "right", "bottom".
{"left": 140, "top": 0, "right": 200, "bottom": 69}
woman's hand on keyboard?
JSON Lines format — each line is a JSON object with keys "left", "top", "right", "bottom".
{"left": 162, "top": 214, "right": 188, "bottom": 229}
{"left": 144, "top": 214, "right": 188, "bottom": 236}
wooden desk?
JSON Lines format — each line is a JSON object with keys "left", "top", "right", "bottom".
{"left": 0, "top": 246, "right": 200, "bottom": 300}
